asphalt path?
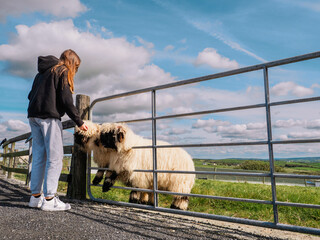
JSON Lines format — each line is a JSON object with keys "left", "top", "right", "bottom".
{"left": 0, "top": 173, "right": 319, "bottom": 240}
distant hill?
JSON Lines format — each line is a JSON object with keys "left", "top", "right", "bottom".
{"left": 194, "top": 157, "right": 320, "bottom": 163}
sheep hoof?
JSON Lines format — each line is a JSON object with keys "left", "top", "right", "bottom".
{"left": 170, "top": 204, "right": 182, "bottom": 210}
{"left": 92, "top": 176, "right": 103, "bottom": 185}
{"left": 102, "top": 181, "right": 113, "bottom": 192}
{"left": 129, "top": 198, "right": 139, "bottom": 204}
{"left": 170, "top": 197, "right": 189, "bottom": 211}
{"left": 102, "top": 184, "right": 111, "bottom": 192}
{"left": 139, "top": 200, "right": 149, "bottom": 205}
{"left": 129, "top": 191, "right": 140, "bottom": 203}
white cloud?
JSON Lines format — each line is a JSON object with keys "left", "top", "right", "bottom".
{"left": 180, "top": 38, "right": 187, "bottom": 44}
{"left": 306, "top": 119, "right": 320, "bottom": 129}
{"left": 0, "top": 124, "right": 6, "bottom": 133}
{"left": 136, "top": 36, "right": 154, "bottom": 49}
{"left": 194, "top": 48, "right": 239, "bottom": 70}
{"left": 192, "top": 118, "right": 267, "bottom": 140}
{"left": 189, "top": 20, "right": 267, "bottom": 62}
{"left": 270, "top": 81, "right": 314, "bottom": 97}
{"left": 311, "top": 83, "right": 320, "bottom": 88}
{"left": 0, "top": 120, "right": 30, "bottom": 149}
{"left": 5, "top": 120, "right": 29, "bottom": 131}
{"left": 192, "top": 119, "right": 230, "bottom": 129}
{"left": 164, "top": 128, "right": 191, "bottom": 136}
{"left": 217, "top": 124, "right": 247, "bottom": 135}
{"left": 246, "top": 122, "right": 266, "bottom": 130}
{"left": 287, "top": 131, "right": 320, "bottom": 139}
{"left": 216, "top": 123, "right": 267, "bottom": 140}
{"left": 292, "top": 1, "right": 320, "bottom": 12}
{"left": 0, "top": 120, "right": 29, "bottom": 133}
{"left": 164, "top": 45, "right": 175, "bottom": 51}
{"left": 0, "top": 20, "right": 174, "bottom": 99}
{"left": 272, "top": 118, "right": 320, "bottom": 130}
{"left": 0, "top": 0, "right": 87, "bottom": 22}
{"left": 273, "top": 119, "right": 305, "bottom": 128}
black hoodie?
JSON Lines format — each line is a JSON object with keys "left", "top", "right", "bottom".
{"left": 27, "top": 55, "right": 84, "bottom": 127}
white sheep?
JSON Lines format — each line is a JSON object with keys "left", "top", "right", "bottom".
{"left": 99, "top": 123, "right": 195, "bottom": 210}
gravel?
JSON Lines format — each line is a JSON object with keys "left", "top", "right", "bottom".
{"left": 0, "top": 173, "right": 319, "bottom": 240}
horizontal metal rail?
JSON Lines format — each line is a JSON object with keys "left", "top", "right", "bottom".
{"left": 272, "top": 139, "right": 320, "bottom": 144}
{"left": 90, "top": 51, "right": 320, "bottom": 110}
{"left": 274, "top": 173, "right": 320, "bottom": 179}
{"left": 89, "top": 168, "right": 320, "bottom": 178}
{"left": 131, "top": 141, "right": 269, "bottom": 149}
{"left": 276, "top": 201, "right": 320, "bottom": 209}
{"left": 128, "top": 139, "right": 320, "bottom": 150}
{"left": 100, "top": 95, "right": 320, "bottom": 124}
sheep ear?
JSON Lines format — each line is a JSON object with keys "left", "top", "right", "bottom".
{"left": 117, "top": 132, "right": 124, "bottom": 143}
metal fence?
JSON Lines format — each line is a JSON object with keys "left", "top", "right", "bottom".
{"left": 87, "top": 51, "right": 320, "bottom": 235}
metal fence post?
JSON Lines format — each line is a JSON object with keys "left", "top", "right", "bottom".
{"left": 151, "top": 90, "right": 158, "bottom": 207}
{"left": 67, "top": 94, "right": 90, "bottom": 200}
{"left": 263, "top": 66, "right": 279, "bottom": 224}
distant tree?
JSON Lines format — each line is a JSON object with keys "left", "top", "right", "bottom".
{"left": 237, "top": 160, "right": 284, "bottom": 172}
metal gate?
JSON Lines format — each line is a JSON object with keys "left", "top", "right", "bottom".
{"left": 87, "top": 51, "right": 320, "bottom": 235}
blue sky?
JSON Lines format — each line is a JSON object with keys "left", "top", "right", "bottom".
{"left": 0, "top": 0, "right": 320, "bottom": 159}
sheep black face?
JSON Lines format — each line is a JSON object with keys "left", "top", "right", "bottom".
{"left": 100, "top": 130, "right": 117, "bottom": 150}
{"left": 74, "top": 132, "right": 90, "bottom": 149}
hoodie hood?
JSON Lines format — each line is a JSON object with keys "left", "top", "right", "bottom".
{"left": 38, "top": 55, "right": 59, "bottom": 73}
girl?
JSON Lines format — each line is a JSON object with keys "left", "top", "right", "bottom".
{"left": 27, "top": 49, "right": 88, "bottom": 211}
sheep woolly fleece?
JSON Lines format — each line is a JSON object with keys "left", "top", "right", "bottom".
{"left": 100, "top": 123, "right": 195, "bottom": 197}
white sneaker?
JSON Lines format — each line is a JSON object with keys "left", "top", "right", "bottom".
{"left": 41, "top": 196, "right": 71, "bottom": 211}
{"left": 28, "top": 195, "right": 44, "bottom": 208}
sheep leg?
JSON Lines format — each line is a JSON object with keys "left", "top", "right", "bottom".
{"left": 147, "top": 193, "right": 158, "bottom": 206}
{"left": 129, "top": 191, "right": 140, "bottom": 203}
{"left": 102, "top": 170, "right": 118, "bottom": 192}
{"left": 139, "top": 192, "right": 149, "bottom": 205}
{"left": 92, "top": 170, "right": 105, "bottom": 185}
{"left": 170, "top": 196, "right": 189, "bottom": 211}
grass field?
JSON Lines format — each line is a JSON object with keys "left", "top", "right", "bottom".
{"left": 193, "top": 158, "right": 320, "bottom": 175}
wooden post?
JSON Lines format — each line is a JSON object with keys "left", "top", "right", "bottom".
{"left": 8, "top": 143, "right": 15, "bottom": 179}
{"left": 304, "top": 179, "right": 307, "bottom": 187}
{"left": 2, "top": 145, "right": 8, "bottom": 175}
{"left": 26, "top": 139, "right": 32, "bottom": 186}
{"left": 67, "top": 94, "right": 90, "bottom": 200}
{"left": 13, "top": 149, "right": 18, "bottom": 169}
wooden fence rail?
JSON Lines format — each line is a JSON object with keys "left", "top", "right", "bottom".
{"left": 0, "top": 94, "right": 90, "bottom": 200}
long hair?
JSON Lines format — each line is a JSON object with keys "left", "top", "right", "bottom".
{"left": 52, "top": 49, "right": 81, "bottom": 93}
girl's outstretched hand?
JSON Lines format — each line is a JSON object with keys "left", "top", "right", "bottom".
{"left": 79, "top": 123, "right": 88, "bottom": 131}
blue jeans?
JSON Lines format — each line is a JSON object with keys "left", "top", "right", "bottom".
{"left": 29, "top": 118, "right": 63, "bottom": 197}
